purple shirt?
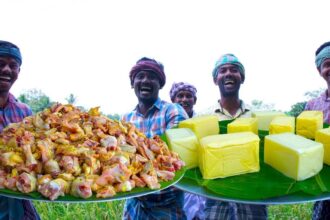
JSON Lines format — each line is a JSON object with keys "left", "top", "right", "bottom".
{"left": 0, "top": 93, "right": 39, "bottom": 220}
{"left": 305, "top": 90, "right": 330, "bottom": 124}
{"left": 0, "top": 93, "right": 32, "bottom": 132}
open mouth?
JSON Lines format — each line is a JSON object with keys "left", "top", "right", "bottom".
{"left": 0, "top": 76, "right": 11, "bottom": 82}
{"left": 180, "top": 103, "right": 191, "bottom": 108}
{"left": 223, "top": 79, "right": 237, "bottom": 88}
{"left": 140, "top": 86, "right": 153, "bottom": 94}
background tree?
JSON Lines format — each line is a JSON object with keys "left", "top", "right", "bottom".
{"left": 18, "top": 89, "right": 53, "bottom": 114}
{"left": 286, "top": 88, "right": 324, "bottom": 117}
{"left": 66, "top": 93, "right": 77, "bottom": 104}
{"left": 248, "top": 99, "right": 275, "bottom": 111}
{"left": 107, "top": 113, "right": 120, "bottom": 120}
{"left": 286, "top": 102, "right": 307, "bottom": 117}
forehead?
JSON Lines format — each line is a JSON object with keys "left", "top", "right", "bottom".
{"left": 0, "top": 56, "right": 19, "bottom": 64}
{"left": 135, "top": 70, "right": 158, "bottom": 77}
{"left": 219, "top": 63, "right": 238, "bottom": 69}
{"left": 322, "top": 58, "right": 330, "bottom": 66}
{"left": 176, "top": 90, "right": 194, "bottom": 96}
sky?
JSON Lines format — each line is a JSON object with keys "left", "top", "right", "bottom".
{"left": 2, "top": 0, "right": 330, "bottom": 115}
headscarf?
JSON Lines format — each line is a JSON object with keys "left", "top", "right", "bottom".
{"left": 169, "top": 82, "right": 197, "bottom": 102}
{"left": 0, "top": 40, "right": 22, "bottom": 65}
{"left": 315, "top": 45, "right": 330, "bottom": 68}
{"left": 129, "top": 58, "right": 166, "bottom": 88}
{"left": 212, "top": 53, "right": 245, "bottom": 81}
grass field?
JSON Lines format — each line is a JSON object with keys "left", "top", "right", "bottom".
{"left": 33, "top": 200, "right": 314, "bottom": 220}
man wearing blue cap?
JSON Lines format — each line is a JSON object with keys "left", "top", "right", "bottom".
{"left": 307, "top": 41, "right": 330, "bottom": 220}
{"left": 0, "top": 40, "right": 40, "bottom": 220}
{"left": 204, "top": 54, "right": 267, "bottom": 219}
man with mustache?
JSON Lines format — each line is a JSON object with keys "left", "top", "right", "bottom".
{"left": 204, "top": 54, "right": 267, "bottom": 219}
{"left": 307, "top": 41, "right": 330, "bottom": 220}
{"left": 169, "top": 82, "right": 197, "bottom": 119}
{"left": 170, "top": 82, "right": 206, "bottom": 220}
{"left": 122, "top": 57, "right": 188, "bottom": 220}
{"left": 0, "top": 40, "right": 40, "bottom": 220}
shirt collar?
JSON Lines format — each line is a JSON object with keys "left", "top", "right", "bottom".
{"left": 134, "top": 98, "right": 162, "bottom": 114}
{"left": 322, "top": 90, "right": 330, "bottom": 102}
{"left": 215, "top": 99, "right": 249, "bottom": 118}
{"left": 7, "top": 93, "right": 17, "bottom": 103}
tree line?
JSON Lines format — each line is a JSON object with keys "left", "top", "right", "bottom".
{"left": 17, "top": 88, "right": 324, "bottom": 120}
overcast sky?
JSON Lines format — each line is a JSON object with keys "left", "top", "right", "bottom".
{"left": 2, "top": 0, "right": 329, "bottom": 115}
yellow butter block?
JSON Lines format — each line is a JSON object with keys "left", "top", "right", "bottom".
{"left": 227, "top": 118, "right": 258, "bottom": 135}
{"left": 252, "top": 111, "right": 285, "bottom": 131}
{"left": 165, "top": 128, "right": 199, "bottom": 169}
{"left": 265, "top": 133, "right": 323, "bottom": 181}
{"left": 199, "top": 132, "right": 260, "bottom": 179}
{"left": 296, "top": 111, "right": 323, "bottom": 139}
{"left": 178, "top": 115, "right": 219, "bottom": 139}
{"left": 316, "top": 128, "right": 330, "bottom": 165}
{"left": 269, "top": 116, "right": 295, "bottom": 135}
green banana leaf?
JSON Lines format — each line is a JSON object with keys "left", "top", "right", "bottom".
{"left": 175, "top": 121, "right": 330, "bottom": 202}
{"left": 0, "top": 167, "right": 185, "bottom": 202}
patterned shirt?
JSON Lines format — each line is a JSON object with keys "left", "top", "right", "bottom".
{"left": 203, "top": 99, "right": 267, "bottom": 220}
{"left": 0, "top": 93, "right": 40, "bottom": 220}
{"left": 122, "top": 98, "right": 188, "bottom": 220}
{"left": 305, "top": 90, "right": 330, "bottom": 124}
{"left": 305, "top": 90, "right": 330, "bottom": 220}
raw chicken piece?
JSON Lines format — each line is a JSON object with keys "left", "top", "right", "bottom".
{"left": 38, "top": 178, "right": 69, "bottom": 200}
{"left": 70, "top": 177, "right": 93, "bottom": 199}
{"left": 16, "top": 172, "right": 37, "bottom": 193}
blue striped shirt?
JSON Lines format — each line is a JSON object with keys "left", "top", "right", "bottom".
{"left": 122, "top": 98, "right": 188, "bottom": 220}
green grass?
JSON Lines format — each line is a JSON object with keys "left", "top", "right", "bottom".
{"left": 268, "top": 203, "right": 313, "bottom": 220}
{"left": 33, "top": 200, "right": 125, "bottom": 220}
{"left": 34, "top": 200, "right": 314, "bottom": 220}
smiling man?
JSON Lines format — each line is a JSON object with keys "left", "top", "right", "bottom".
{"left": 0, "top": 40, "right": 40, "bottom": 220}
{"left": 204, "top": 53, "right": 267, "bottom": 220}
{"left": 212, "top": 53, "right": 251, "bottom": 120}
{"left": 306, "top": 41, "right": 330, "bottom": 220}
{"left": 170, "top": 82, "right": 197, "bottom": 118}
{"left": 122, "top": 57, "right": 188, "bottom": 220}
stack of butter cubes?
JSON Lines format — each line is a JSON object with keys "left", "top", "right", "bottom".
{"left": 264, "top": 133, "right": 323, "bottom": 181}
{"left": 165, "top": 110, "right": 327, "bottom": 181}
{"left": 166, "top": 115, "right": 260, "bottom": 179}
{"left": 252, "top": 111, "right": 285, "bottom": 131}
{"left": 316, "top": 128, "right": 330, "bottom": 165}
{"left": 263, "top": 110, "right": 326, "bottom": 181}
{"left": 296, "top": 111, "right": 323, "bottom": 139}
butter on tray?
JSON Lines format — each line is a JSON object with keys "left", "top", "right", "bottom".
{"left": 316, "top": 128, "right": 330, "bottom": 165}
{"left": 199, "top": 132, "right": 260, "bottom": 179}
{"left": 252, "top": 111, "right": 285, "bottom": 131}
{"left": 296, "top": 111, "right": 323, "bottom": 139}
{"left": 227, "top": 118, "right": 258, "bottom": 135}
{"left": 165, "top": 128, "right": 199, "bottom": 169}
{"left": 269, "top": 116, "right": 295, "bottom": 135}
{"left": 265, "top": 133, "right": 323, "bottom": 181}
{"left": 179, "top": 115, "right": 219, "bottom": 139}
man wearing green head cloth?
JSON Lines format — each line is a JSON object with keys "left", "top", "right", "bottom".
{"left": 203, "top": 53, "right": 267, "bottom": 219}
{"left": 210, "top": 53, "right": 251, "bottom": 120}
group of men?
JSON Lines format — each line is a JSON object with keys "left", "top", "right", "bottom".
{"left": 0, "top": 39, "right": 330, "bottom": 220}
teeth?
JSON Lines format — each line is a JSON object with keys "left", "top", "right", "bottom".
{"left": 141, "top": 86, "right": 152, "bottom": 91}
{"left": 0, "top": 76, "right": 10, "bottom": 80}
{"left": 224, "top": 79, "right": 235, "bottom": 85}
